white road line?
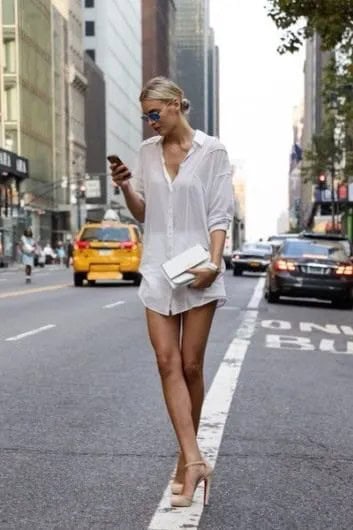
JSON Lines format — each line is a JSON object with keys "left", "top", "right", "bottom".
{"left": 5, "top": 324, "right": 56, "bottom": 342}
{"left": 247, "top": 276, "right": 266, "bottom": 309}
{"left": 0, "top": 278, "right": 8, "bottom": 282}
{"left": 103, "top": 301, "right": 126, "bottom": 309}
{"left": 148, "top": 278, "right": 262, "bottom": 530}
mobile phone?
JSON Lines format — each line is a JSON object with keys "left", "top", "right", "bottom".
{"left": 107, "top": 154, "right": 124, "bottom": 166}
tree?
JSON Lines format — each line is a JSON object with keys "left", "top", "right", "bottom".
{"left": 266, "top": 1, "right": 353, "bottom": 186}
{"left": 265, "top": 0, "right": 353, "bottom": 54}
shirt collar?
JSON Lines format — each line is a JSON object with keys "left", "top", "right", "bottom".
{"left": 156, "top": 129, "right": 206, "bottom": 146}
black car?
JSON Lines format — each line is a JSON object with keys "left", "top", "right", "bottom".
{"left": 265, "top": 238, "right": 353, "bottom": 308}
{"left": 231, "top": 242, "right": 273, "bottom": 276}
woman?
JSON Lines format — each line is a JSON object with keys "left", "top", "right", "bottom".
{"left": 110, "top": 77, "right": 234, "bottom": 507}
{"left": 21, "top": 228, "right": 35, "bottom": 283}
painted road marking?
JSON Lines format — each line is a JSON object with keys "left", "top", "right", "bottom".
{"left": 103, "top": 301, "right": 126, "bottom": 309}
{"left": 6, "top": 324, "right": 56, "bottom": 342}
{"left": 247, "top": 276, "right": 265, "bottom": 309}
{"left": 148, "top": 279, "right": 262, "bottom": 530}
{"left": 0, "top": 284, "right": 70, "bottom": 300}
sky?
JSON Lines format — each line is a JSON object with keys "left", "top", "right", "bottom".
{"left": 210, "top": 0, "right": 305, "bottom": 240}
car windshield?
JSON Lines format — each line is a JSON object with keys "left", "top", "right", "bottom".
{"left": 81, "top": 227, "right": 130, "bottom": 242}
{"left": 282, "top": 240, "right": 348, "bottom": 261}
{"left": 242, "top": 243, "right": 272, "bottom": 253}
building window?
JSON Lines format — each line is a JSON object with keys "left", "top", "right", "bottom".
{"left": 3, "top": 39, "right": 16, "bottom": 73}
{"left": 86, "top": 49, "right": 95, "bottom": 62}
{"left": 4, "top": 87, "right": 17, "bottom": 121}
{"left": 85, "top": 0, "right": 94, "bottom": 6}
{"left": 2, "top": 0, "right": 15, "bottom": 25}
{"left": 85, "top": 21, "right": 95, "bottom": 36}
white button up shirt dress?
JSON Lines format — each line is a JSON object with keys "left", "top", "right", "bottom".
{"left": 131, "top": 129, "right": 235, "bottom": 315}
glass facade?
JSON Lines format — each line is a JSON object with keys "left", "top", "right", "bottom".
{"left": 175, "top": 0, "right": 209, "bottom": 131}
{"left": 18, "top": 0, "right": 53, "bottom": 189}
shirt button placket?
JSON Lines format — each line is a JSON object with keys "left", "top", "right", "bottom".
{"left": 167, "top": 189, "right": 174, "bottom": 258}
{"left": 167, "top": 188, "right": 174, "bottom": 314}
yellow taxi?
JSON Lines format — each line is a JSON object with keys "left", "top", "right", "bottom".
{"left": 72, "top": 211, "right": 142, "bottom": 287}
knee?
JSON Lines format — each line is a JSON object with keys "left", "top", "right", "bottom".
{"left": 182, "top": 360, "right": 203, "bottom": 383}
{"left": 156, "top": 348, "right": 181, "bottom": 379}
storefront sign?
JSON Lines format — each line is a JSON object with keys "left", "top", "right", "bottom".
{"left": 0, "top": 148, "right": 29, "bottom": 179}
{"left": 85, "top": 178, "right": 101, "bottom": 199}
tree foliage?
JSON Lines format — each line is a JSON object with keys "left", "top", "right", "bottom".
{"left": 266, "top": 0, "right": 353, "bottom": 54}
{"left": 266, "top": 1, "right": 353, "bottom": 184}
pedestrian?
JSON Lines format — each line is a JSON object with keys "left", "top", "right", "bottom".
{"left": 56, "top": 241, "right": 65, "bottom": 265}
{"left": 65, "top": 236, "right": 73, "bottom": 268}
{"left": 110, "top": 77, "right": 234, "bottom": 508}
{"left": 20, "top": 228, "right": 36, "bottom": 283}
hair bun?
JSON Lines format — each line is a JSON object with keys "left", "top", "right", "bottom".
{"left": 181, "top": 98, "right": 191, "bottom": 113}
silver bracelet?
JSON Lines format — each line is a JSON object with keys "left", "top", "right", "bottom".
{"left": 206, "top": 262, "right": 220, "bottom": 273}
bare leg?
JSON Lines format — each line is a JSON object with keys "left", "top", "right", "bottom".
{"left": 146, "top": 309, "right": 202, "bottom": 467}
{"left": 175, "top": 301, "right": 217, "bottom": 482}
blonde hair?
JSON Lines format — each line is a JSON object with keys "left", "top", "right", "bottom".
{"left": 139, "top": 76, "right": 190, "bottom": 114}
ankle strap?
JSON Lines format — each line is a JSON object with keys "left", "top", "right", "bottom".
{"left": 184, "top": 460, "right": 205, "bottom": 469}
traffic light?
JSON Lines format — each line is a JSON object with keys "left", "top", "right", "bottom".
{"left": 317, "top": 174, "right": 327, "bottom": 190}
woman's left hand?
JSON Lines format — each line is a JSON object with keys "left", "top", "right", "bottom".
{"left": 188, "top": 267, "right": 218, "bottom": 289}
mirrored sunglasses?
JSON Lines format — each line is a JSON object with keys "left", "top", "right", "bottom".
{"left": 141, "top": 111, "right": 161, "bottom": 123}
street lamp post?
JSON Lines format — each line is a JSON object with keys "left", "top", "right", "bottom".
{"left": 330, "top": 146, "right": 336, "bottom": 232}
{"left": 75, "top": 181, "right": 86, "bottom": 231}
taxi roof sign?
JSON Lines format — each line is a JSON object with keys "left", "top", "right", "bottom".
{"left": 103, "top": 209, "right": 119, "bottom": 221}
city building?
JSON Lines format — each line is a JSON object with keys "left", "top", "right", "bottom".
{"left": 0, "top": 0, "right": 54, "bottom": 259}
{"left": 0, "top": 0, "right": 87, "bottom": 264}
{"left": 288, "top": 102, "right": 304, "bottom": 230}
{"left": 84, "top": 52, "right": 106, "bottom": 220}
{"left": 83, "top": 0, "right": 142, "bottom": 215}
{"left": 207, "top": 27, "right": 219, "bottom": 137}
{"left": 301, "top": 34, "right": 331, "bottom": 227}
{"left": 141, "top": 0, "right": 176, "bottom": 139}
{"left": 232, "top": 161, "right": 246, "bottom": 249}
{"left": 174, "top": 0, "right": 209, "bottom": 132}
{"left": 52, "top": 0, "right": 87, "bottom": 236}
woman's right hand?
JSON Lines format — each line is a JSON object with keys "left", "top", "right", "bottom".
{"left": 110, "top": 163, "right": 132, "bottom": 191}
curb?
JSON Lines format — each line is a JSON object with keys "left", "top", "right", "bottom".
{"left": 0, "top": 265, "right": 22, "bottom": 273}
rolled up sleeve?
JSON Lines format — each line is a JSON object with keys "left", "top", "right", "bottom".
{"left": 207, "top": 148, "right": 235, "bottom": 233}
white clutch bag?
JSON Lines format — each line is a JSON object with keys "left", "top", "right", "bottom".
{"left": 161, "top": 244, "right": 210, "bottom": 289}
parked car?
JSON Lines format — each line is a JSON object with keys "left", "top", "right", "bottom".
{"left": 72, "top": 216, "right": 142, "bottom": 287}
{"left": 264, "top": 237, "right": 353, "bottom": 308}
{"left": 231, "top": 242, "right": 273, "bottom": 276}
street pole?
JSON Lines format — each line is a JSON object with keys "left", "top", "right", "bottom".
{"left": 331, "top": 160, "right": 336, "bottom": 232}
{"left": 77, "top": 193, "right": 81, "bottom": 231}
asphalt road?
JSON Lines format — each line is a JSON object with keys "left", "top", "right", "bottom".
{"left": 0, "top": 266, "right": 352, "bottom": 529}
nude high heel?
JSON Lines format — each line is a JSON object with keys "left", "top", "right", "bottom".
{"left": 170, "top": 460, "right": 213, "bottom": 508}
{"left": 170, "top": 459, "right": 212, "bottom": 495}
{"left": 170, "top": 480, "right": 183, "bottom": 495}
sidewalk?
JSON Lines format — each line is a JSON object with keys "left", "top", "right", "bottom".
{"left": 0, "top": 263, "right": 66, "bottom": 273}
{"left": 0, "top": 263, "right": 21, "bottom": 273}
